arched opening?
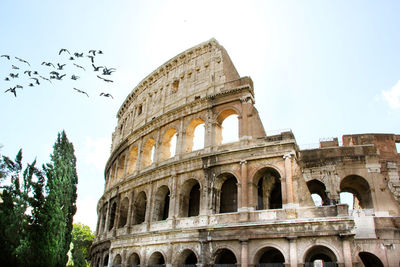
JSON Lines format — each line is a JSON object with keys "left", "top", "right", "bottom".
{"left": 118, "top": 197, "right": 129, "bottom": 228}
{"left": 96, "top": 258, "right": 101, "bottom": 267}
{"left": 104, "top": 255, "right": 109, "bottom": 267}
{"left": 304, "top": 245, "right": 338, "bottom": 267}
{"left": 255, "top": 168, "right": 282, "bottom": 210}
{"left": 116, "top": 154, "right": 126, "bottom": 181}
{"left": 358, "top": 252, "right": 384, "bottom": 267}
{"left": 160, "top": 128, "right": 178, "bottom": 161}
{"left": 307, "top": 180, "right": 329, "bottom": 206}
{"left": 217, "top": 174, "right": 238, "bottom": 213}
{"left": 255, "top": 247, "right": 285, "bottom": 266}
{"left": 339, "top": 192, "right": 357, "bottom": 210}
{"left": 185, "top": 118, "right": 205, "bottom": 152}
{"left": 216, "top": 109, "right": 239, "bottom": 145}
{"left": 128, "top": 146, "right": 138, "bottom": 174}
{"left": 108, "top": 202, "right": 117, "bottom": 231}
{"left": 148, "top": 251, "right": 165, "bottom": 266}
{"left": 177, "top": 249, "right": 198, "bottom": 267}
{"left": 127, "top": 252, "right": 141, "bottom": 267}
{"left": 214, "top": 248, "right": 237, "bottom": 265}
{"left": 142, "top": 138, "right": 155, "bottom": 167}
{"left": 101, "top": 205, "right": 107, "bottom": 233}
{"left": 152, "top": 185, "right": 170, "bottom": 221}
{"left": 179, "top": 179, "right": 201, "bottom": 217}
{"left": 111, "top": 162, "right": 117, "bottom": 185}
{"left": 132, "top": 191, "right": 147, "bottom": 225}
{"left": 340, "top": 175, "right": 373, "bottom": 209}
{"left": 113, "top": 254, "right": 122, "bottom": 267}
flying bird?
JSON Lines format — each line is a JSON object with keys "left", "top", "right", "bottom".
{"left": 41, "top": 61, "right": 55, "bottom": 68}
{"left": 4, "top": 77, "right": 10, "bottom": 81}
{"left": 28, "top": 83, "right": 34, "bottom": 87}
{"left": 39, "top": 75, "right": 52, "bottom": 83}
{"left": 100, "top": 93, "right": 113, "bottom": 99}
{"left": 74, "top": 52, "right": 84, "bottom": 58}
{"left": 1, "top": 55, "right": 10, "bottom": 60}
{"left": 50, "top": 71, "right": 60, "bottom": 76}
{"left": 59, "top": 48, "right": 70, "bottom": 55}
{"left": 71, "top": 75, "right": 80, "bottom": 80}
{"left": 11, "top": 65, "right": 19, "bottom": 70}
{"left": 102, "top": 67, "right": 116, "bottom": 75}
{"left": 88, "top": 50, "right": 96, "bottom": 56}
{"left": 69, "top": 56, "right": 75, "bottom": 60}
{"left": 91, "top": 64, "right": 103, "bottom": 71}
{"left": 97, "top": 50, "right": 103, "bottom": 54}
{"left": 9, "top": 73, "right": 19, "bottom": 78}
{"left": 30, "top": 77, "right": 40, "bottom": 85}
{"left": 15, "top": 85, "right": 23, "bottom": 89}
{"left": 87, "top": 55, "right": 95, "bottom": 63}
{"left": 57, "top": 63, "right": 66, "bottom": 70}
{"left": 24, "top": 70, "right": 32, "bottom": 77}
{"left": 50, "top": 74, "right": 66, "bottom": 80}
{"left": 73, "top": 87, "right": 89, "bottom": 97}
{"left": 73, "top": 63, "right": 85, "bottom": 71}
{"left": 15, "top": 57, "right": 30, "bottom": 66}
{"left": 4, "top": 87, "right": 17, "bottom": 97}
{"left": 33, "top": 71, "right": 39, "bottom": 75}
{"left": 97, "top": 75, "right": 113, "bottom": 83}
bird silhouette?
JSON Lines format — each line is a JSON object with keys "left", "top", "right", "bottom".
{"left": 97, "top": 75, "right": 113, "bottom": 83}
{"left": 91, "top": 64, "right": 103, "bottom": 71}
{"left": 73, "top": 63, "right": 85, "bottom": 71}
{"left": 5, "top": 87, "right": 17, "bottom": 97}
{"left": 50, "top": 74, "right": 66, "bottom": 80}
{"left": 102, "top": 67, "right": 116, "bottom": 75}
{"left": 1, "top": 55, "right": 10, "bottom": 60}
{"left": 33, "top": 71, "right": 39, "bottom": 75}
{"left": 9, "top": 73, "right": 19, "bottom": 78}
{"left": 4, "top": 77, "right": 10, "bottom": 81}
{"left": 97, "top": 50, "right": 103, "bottom": 54}
{"left": 57, "top": 63, "right": 66, "bottom": 70}
{"left": 87, "top": 55, "right": 95, "bottom": 63}
{"left": 28, "top": 83, "right": 34, "bottom": 87}
{"left": 15, "top": 85, "right": 23, "bottom": 89}
{"left": 71, "top": 75, "right": 80, "bottom": 80}
{"left": 24, "top": 70, "right": 32, "bottom": 77}
{"left": 30, "top": 77, "right": 40, "bottom": 85}
{"left": 100, "top": 93, "right": 113, "bottom": 99}
{"left": 59, "top": 48, "right": 70, "bottom": 55}
{"left": 88, "top": 50, "right": 96, "bottom": 56}
{"left": 12, "top": 65, "right": 19, "bottom": 70}
{"left": 39, "top": 75, "right": 52, "bottom": 83}
{"left": 41, "top": 61, "right": 55, "bottom": 68}
{"left": 73, "top": 87, "right": 89, "bottom": 97}
{"left": 15, "top": 57, "right": 30, "bottom": 66}
{"left": 74, "top": 52, "right": 84, "bottom": 58}
{"left": 69, "top": 56, "right": 75, "bottom": 60}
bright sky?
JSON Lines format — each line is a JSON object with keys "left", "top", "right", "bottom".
{"left": 1, "top": 0, "right": 399, "bottom": 230}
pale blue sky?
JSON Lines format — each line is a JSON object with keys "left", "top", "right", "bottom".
{"left": 1, "top": 0, "right": 399, "bottom": 230}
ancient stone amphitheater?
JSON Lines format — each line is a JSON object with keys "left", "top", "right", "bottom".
{"left": 90, "top": 39, "right": 400, "bottom": 267}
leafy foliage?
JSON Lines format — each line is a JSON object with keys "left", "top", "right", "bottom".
{"left": 69, "top": 223, "right": 95, "bottom": 267}
{"left": 0, "top": 131, "right": 78, "bottom": 267}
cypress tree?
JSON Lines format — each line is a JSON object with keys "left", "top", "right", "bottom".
{"left": 43, "top": 130, "right": 78, "bottom": 267}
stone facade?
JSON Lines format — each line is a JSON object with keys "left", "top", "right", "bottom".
{"left": 90, "top": 39, "right": 400, "bottom": 267}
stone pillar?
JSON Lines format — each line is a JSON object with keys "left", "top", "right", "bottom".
{"left": 126, "top": 190, "right": 134, "bottom": 233}
{"left": 204, "top": 110, "right": 214, "bottom": 148}
{"left": 145, "top": 183, "right": 154, "bottom": 230}
{"left": 240, "top": 240, "right": 249, "bottom": 267}
{"left": 170, "top": 173, "right": 178, "bottom": 228}
{"left": 176, "top": 118, "right": 185, "bottom": 156}
{"left": 136, "top": 138, "right": 143, "bottom": 171}
{"left": 287, "top": 236, "right": 297, "bottom": 267}
{"left": 240, "top": 160, "right": 249, "bottom": 210}
{"left": 104, "top": 201, "right": 111, "bottom": 237}
{"left": 283, "top": 153, "right": 294, "bottom": 204}
{"left": 341, "top": 237, "right": 353, "bottom": 267}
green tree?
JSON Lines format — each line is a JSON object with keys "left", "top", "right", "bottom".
{"left": 70, "top": 223, "right": 95, "bottom": 267}
{"left": 43, "top": 130, "right": 78, "bottom": 267}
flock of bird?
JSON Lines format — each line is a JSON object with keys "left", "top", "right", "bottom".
{"left": 1, "top": 49, "right": 115, "bottom": 98}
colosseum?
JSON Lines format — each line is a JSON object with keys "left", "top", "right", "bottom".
{"left": 90, "top": 39, "right": 400, "bottom": 267}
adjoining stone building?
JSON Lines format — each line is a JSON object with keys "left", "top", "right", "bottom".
{"left": 90, "top": 39, "right": 400, "bottom": 267}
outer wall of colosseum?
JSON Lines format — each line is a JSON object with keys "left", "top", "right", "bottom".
{"left": 90, "top": 39, "right": 400, "bottom": 267}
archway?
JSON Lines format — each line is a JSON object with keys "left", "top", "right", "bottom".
{"left": 358, "top": 252, "right": 384, "bottom": 267}
{"left": 304, "top": 245, "right": 338, "bottom": 267}
{"left": 307, "top": 180, "right": 329, "bottom": 206}
{"left": 185, "top": 118, "right": 205, "bottom": 152}
{"left": 254, "top": 168, "right": 282, "bottom": 210}
{"left": 113, "top": 254, "right": 122, "bottom": 267}
{"left": 118, "top": 197, "right": 129, "bottom": 228}
{"left": 108, "top": 202, "right": 117, "bottom": 231}
{"left": 160, "top": 128, "right": 178, "bottom": 161}
{"left": 104, "top": 255, "right": 109, "bottom": 267}
{"left": 132, "top": 191, "right": 147, "bottom": 225}
{"left": 128, "top": 146, "right": 138, "bottom": 174}
{"left": 148, "top": 251, "right": 165, "bottom": 266}
{"left": 177, "top": 249, "right": 198, "bottom": 267}
{"left": 127, "top": 252, "right": 140, "bottom": 267}
{"left": 152, "top": 185, "right": 170, "bottom": 221}
{"left": 142, "top": 138, "right": 155, "bottom": 167}
{"left": 217, "top": 174, "right": 238, "bottom": 213}
{"left": 340, "top": 175, "right": 373, "bottom": 209}
{"left": 255, "top": 247, "right": 285, "bottom": 267}
{"left": 116, "top": 154, "right": 126, "bottom": 181}
{"left": 101, "top": 205, "right": 108, "bottom": 233}
{"left": 180, "top": 179, "right": 201, "bottom": 217}
{"left": 214, "top": 248, "right": 237, "bottom": 265}
{"left": 216, "top": 109, "right": 239, "bottom": 145}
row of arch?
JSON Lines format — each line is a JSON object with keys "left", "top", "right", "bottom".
{"left": 96, "top": 246, "right": 384, "bottom": 267}
{"left": 107, "top": 112, "right": 240, "bottom": 189}
{"left": 98, "top": 167, "right": 283, "bottom": 234}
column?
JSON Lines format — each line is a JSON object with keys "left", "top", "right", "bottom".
{"left": 176, "top": 118, "right": 185, "bottom": 156}
{"left": 287, "top": 236, "right": 297, "bottom": 267}
{"left": 240, "top": 240, "right": 249, "bottom": 267}
{"left": 126, "top": 191, "right": 134, "bottom": 233}
{"left": 283, "top": 153, "right": 294, "bottom": 204}
{"left": 341, "top": 236, "right": 353, "bottom": 267}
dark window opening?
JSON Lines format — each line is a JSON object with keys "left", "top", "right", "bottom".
{"left": 133, "top": 192, "right": 146, "bottom": 225}
{"left": 162, "top": 191, "right": 170, "bottom": 220}
{"left": 220, "top": 177, "right": 237, "bottom": 213}
{"left": 215, "top": 249, "right": 237, "bottom": 265}
{"left": 108, "top": 202, "right": 117, "bottom": 231}
{"left": 188, "top": 183, "right": 200, "bottom": 217}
